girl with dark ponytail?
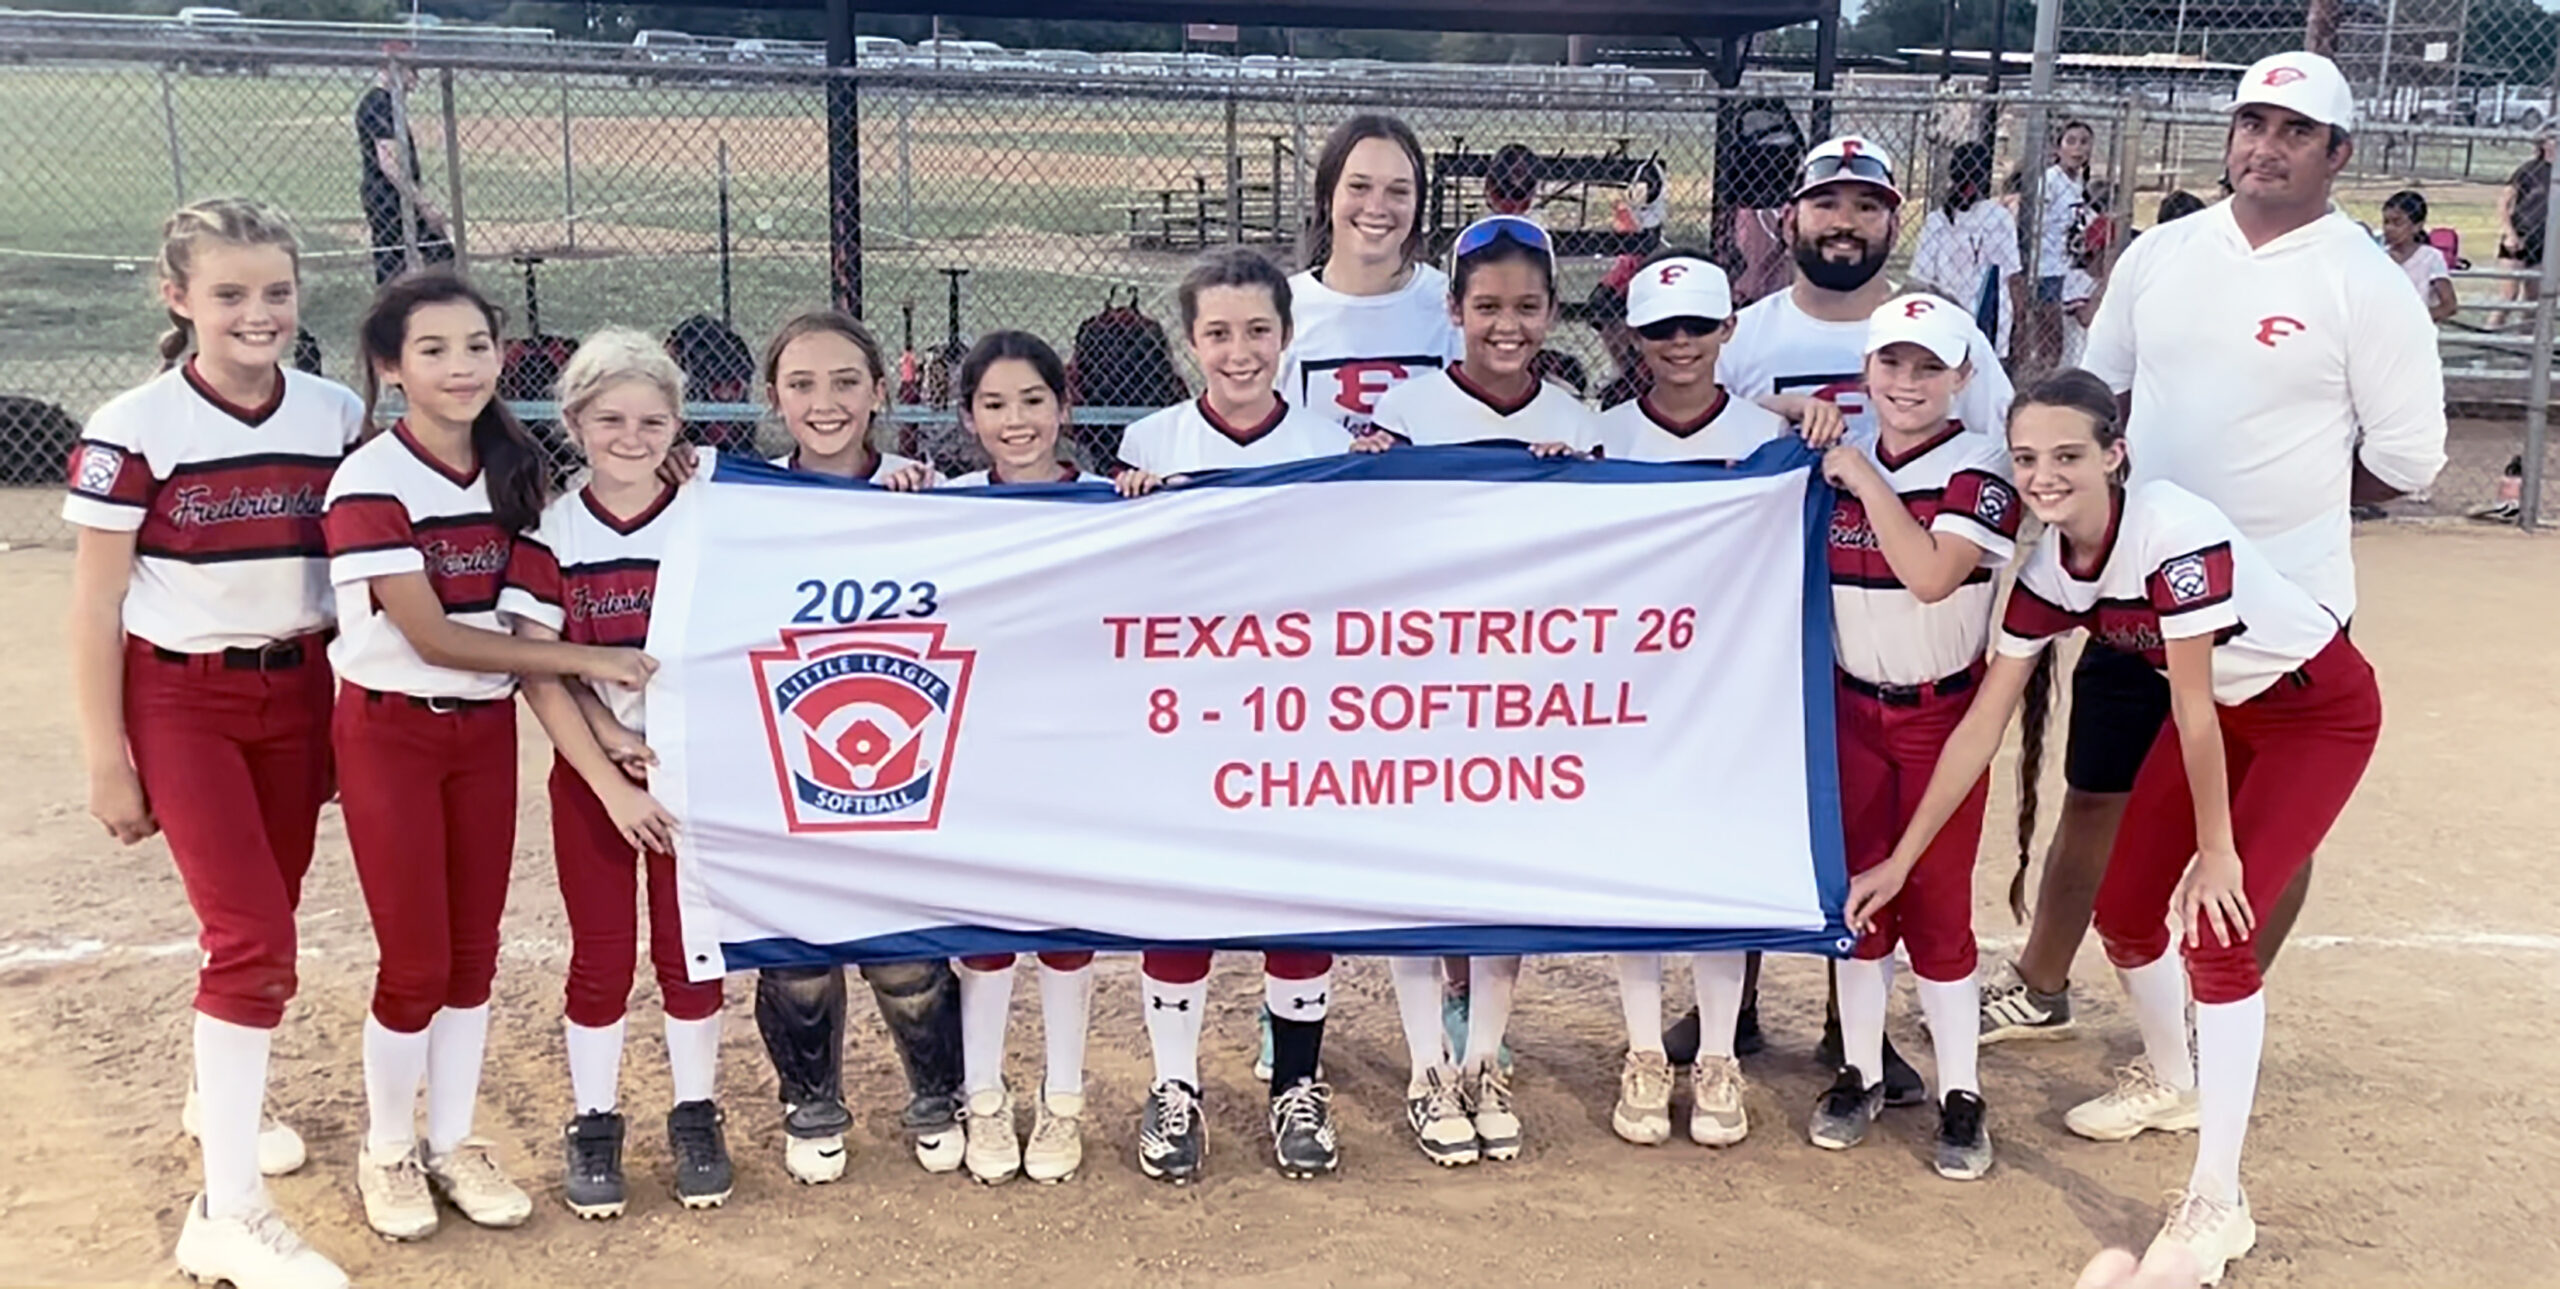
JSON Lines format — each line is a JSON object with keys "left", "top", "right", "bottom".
{"left": 324, "top": 269, "right": 658, "bottom": 1243}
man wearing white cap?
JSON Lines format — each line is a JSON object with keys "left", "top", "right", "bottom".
{"left": 1984, "top": 50, "right": 2448, "bottom": 1057}
{"left": 1666, "top": 136, "right": 2014, "bottom": 1102}
{"left": 1592, "top": 250, "right": 1795, "bottom": 463}
{"left": 1716, "top": 135, "right": 2014, "bottom": 445}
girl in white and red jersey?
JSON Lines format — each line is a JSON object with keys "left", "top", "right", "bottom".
{"left": 1367, "top": 215, "right": 1598, "bottom": 459}
{"left": 324, "top": 271, "right": 654, "bottom": 1244}
{"left": 497, "top": 328, "right": 732, "bottom": 1219}
{"left": 1279, "top": 113, "right": 1462, "bottom": 437}
{"left": 1113, "top": 248, "right": 1347, "bottom": 1186}
{"left": 750, "top": 309, "right": 967, "bottom": 1185}
{"left": 1801, "top": 295, "right": 2022, "bottom": 1180}
{"left": 66, "top": 198, "right": 360, "bottom": 1289}
{"left": 1856, "top": 369, "right": 2381, "bottom": 1282}
{"left": 926, "top": 331, "right": 1105, "bottom": 1187}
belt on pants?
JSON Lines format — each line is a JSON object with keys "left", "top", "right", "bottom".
{"left": 1838, "top": 663, "right": 1980, "bottom": 707}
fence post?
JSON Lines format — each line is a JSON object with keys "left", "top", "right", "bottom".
{"left": 718, "top": 138, "right": 734, "bottom": 327}
{"left": 439, "top": 67, "right": 469, "bottom": 272}
{"left": 158, "top": 66, "right": 187, "bottom": 205}
{"left": 2522, "top": 98, "right": 2560, "bottom": 530}
{"left": 2115, "top": 92, "right": 2142, "bottom": 226}
{"left": 2018, "top": 0, "right": 2063, "bottom": 290}
{"left": 559, "top": 75, "right": 576, "bottom": 252}
{"left": 1225, "top": 93, "right": 1243, "bottom": 246}
{"left": 897, "top": 90, "right": 914, "bottom": 244}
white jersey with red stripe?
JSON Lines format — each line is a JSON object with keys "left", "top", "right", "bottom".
{"left": 1717, "top": 287, "right": 2013, "bottom": 442}
{"left": 1114, "top": 397, "right": 1344, "bottom": 475}
{"left": 322, "top": 424, "right": 517, "bottom": 701}
{"left": 61, "top": 363, "right": 364, "bottom": 653}
{"left": 768, "top": 446, "right": 925, "bottom": 479}
{"left": 1279, "top": 264, "right": 1463, "bottom": 436}
{"left": 1827, "top": 423, "right": 2023, "bottom": 687}
{"left": 1592, "top": 387, "right": 1791, "bottom": 463}
{"left": 1997, "top": 480, "right": 2341, "bottom": 706}
{"left": 941, "top": 464, "right": 1108, "bottom": 487}
{"left": 1369, "top": 363, "right": 1600, "bottom": 453}
{"left": 500, "top": 483, "right": 678, "bottom": 735}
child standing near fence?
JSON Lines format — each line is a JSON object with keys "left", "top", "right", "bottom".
{"left": 66, "top": 198, "right": 363, "bottom": 1289}
{"left": 1114, "top": 247, "right": 1349, "bottom": 1184}
{"left": 1279, "top": 113, "right": 1463, "bottom": 438}
{"left": 928, "top": 331, "right": 1106, "bottom": 1186}
{"left": 499, "top": 328, "right": 733, "bottom": 1219}
{"left": 751, "top": 309, "right": 967, "bottom": 1184}
{"left": 325, "top": 271, "right": 656, "bottom": 1242}
{"left": 1806, "top": 296, "right": 2021, "bottom": 1180}
{"left": 1589, "top": 250, "right": 1803, "bottom": 1151}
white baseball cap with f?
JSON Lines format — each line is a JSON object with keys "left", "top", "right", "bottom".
{"left": 1793, "top": 135, "right": 1902, "bottom": 206}
{"left": 1863, "top": 293, "right": 1974, "bottom": 367}
{"left": 2228, "top": 50, "right": 2356, "bottom": 132}
{"left": 1626, "top": 256, "right": 1735, "bottom": 327}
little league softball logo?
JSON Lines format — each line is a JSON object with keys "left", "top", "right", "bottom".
{"left": 750, "top": 623, "right": 976, "bottom": 832}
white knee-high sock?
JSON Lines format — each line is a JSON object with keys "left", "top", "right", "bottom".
{"left": 1389, "top": 956, "right": 1447, "bottom": 1079}
{"left": 1140, "top": 973, "right": 1208, "bottom": 1088}
{"left": 193, "top": 1013, "right": 271, "bottom": 1219}
{"left": 1615, "top": 954, "right": 1665, "bottom": 1055}
{"left": 1037, "top": 961, "right": 1092, "bottom": 1097}
{"left": 423, "top": 1003, "right": 491, "bottom": 1155}
{"left": 2117, "top": 954, "right": 2197, "bottom": 1091}
{"left": 1837, "top": 957, "right": 1893, "bottom": 1088}
{"left": 956, "top": 960, "right": 1014, "bottom": 1096}
{"left": 1690, "top": 952, "right": 1747, "bottom": 1062}
{"left": 1915, "top": 975, "right": 1981, "bottom": 1096}
{"left": 362, "top": 1014, "right": 430, "bottom": 1155}
{"left": 564, "top": 1018, "right": 625, "bottom": 1115}
{"left": 665, "top": 1014, "right": 720, "bottom": 1106}
{"left": 1459, "top": 956, "right": 1521, "bottom": 1073}
{"left": 2189, "top": 992, "right": 2266, "bottom": 1205}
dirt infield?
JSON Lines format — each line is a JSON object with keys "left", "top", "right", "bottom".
{"left": 0, "top": 526, "right": 2554, "bottom": 1288}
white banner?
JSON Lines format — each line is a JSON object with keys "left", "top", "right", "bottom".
{"left": 651, "top": 445, "right": 1851, "bottom": 978}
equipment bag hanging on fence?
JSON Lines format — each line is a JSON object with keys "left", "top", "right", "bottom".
{"left": 1068, "top": 287, "right": 1190, "bottom": 413}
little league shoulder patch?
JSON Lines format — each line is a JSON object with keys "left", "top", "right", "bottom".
{"left": 72, "top": 444, "right": 124, "bottom": 497}
{"left": 2160, "top": 552, "right": 2212, "bottom": 605}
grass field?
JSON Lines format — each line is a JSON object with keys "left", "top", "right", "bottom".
{"left": 0, "top": 56, "right": 2550, "bottom": 533}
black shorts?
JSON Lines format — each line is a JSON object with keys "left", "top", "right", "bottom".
{"left": 2062, "top": 642, "right": 2170, "bottom": 794}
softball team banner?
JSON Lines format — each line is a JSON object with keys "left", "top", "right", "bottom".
{"left": 650, "top": 444, "right": 1852, "bottom": 980}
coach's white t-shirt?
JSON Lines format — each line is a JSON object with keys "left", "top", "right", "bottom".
{"left": 1592, "top": 388, "right": 1790, "bottom": 463}
{"left": 1115, "top": 396, "right": 1343, "bottom": 475}
{"left": 1369, "top": 364, "right": 1600, "bottom": 453}
{"left": 1279, "top": 264, "right": 1463, "bottom": 436}
{"left": 2084, "top": 201, "right": 2448, "bottom": 620}
{"left": 1718, "top": 287, "right": 2013, "bottom": 444}
{"left": 1999, "top": 480, "right": 2340, "bottom": 706}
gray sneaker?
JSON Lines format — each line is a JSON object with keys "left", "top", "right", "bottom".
{"left": 1932, "top": 1090, "right": 1993, "bottom": 1181}
{"left": 1978, "top": 961, "right": 2076, "bottom": 1045}
{"left": 1808, "top": 1067, "right": 1884, "bottom": 1151}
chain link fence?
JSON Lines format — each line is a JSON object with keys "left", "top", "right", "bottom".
{"left": 0, "top": 33, "right": 2550, "bottom": 542}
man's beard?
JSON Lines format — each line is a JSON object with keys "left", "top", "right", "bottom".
{"left": 1793, "top": 236, "right": 1889, "bottom": 292}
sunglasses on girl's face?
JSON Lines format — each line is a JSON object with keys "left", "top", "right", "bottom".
{"left": 1450, "top": 214, "right": 1555, "bottom": 262}
{"left": 1635, "top": 316, "right": 1725, "bottom": 342}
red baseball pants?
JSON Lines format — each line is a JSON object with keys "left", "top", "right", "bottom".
{"left": 550, "top": 760, "right": 725, "bottom": 1027}
{"left": 333, "top": 685, "right": 518, "bottom": 1034}
{"left": 1835, "top": 671, "right": 1989, "bottom": 982}
{"left": 2095, "top": 633, "right": 2382, "bottom": 1004}
{"left": 960, "top": 952, "right": 1095, "bottom": 971}
{"left": 123, "top": 635, "right": 334, "bottom": 1029}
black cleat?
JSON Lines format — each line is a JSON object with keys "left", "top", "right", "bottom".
{"left": 1933, "top": 1090, "right": 1994, "bottom": 1181}
{"left": 561, "top": 1111, "right": 626, "bottom": 1219}
{"left": 667, "top": 1099, "right": 733, "bottom": 1209}
{"left": 1138, "top": 1080, "right": 1204, "bottom": 1184}
{"left": 1269, "top": 1078, "right": 1339, "bottom": 1179}
{"left": 1818, "top": 1017, "right": 1927, "bottom": 1108}
{"left": 1807, "top": 1066, "right": 1885, "bottom": 1151}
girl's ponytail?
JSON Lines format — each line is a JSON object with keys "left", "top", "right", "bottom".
{"left": 2008, "top": 647, "right": 2060, "bottom": 921}
{"left": 158, "top": 312, "right": 194, "bottom": 371}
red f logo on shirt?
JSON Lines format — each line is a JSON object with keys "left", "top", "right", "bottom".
{"left": 1329, "top": 360, "right": 1409, "bottom": 416}
{"left": 1657, "top": 263, "right": 1688, "bottom": 285}
{"left": 2254, "top": 315, "right": 2307, "bottom": 347}
{"left": 2261, "top": 66, "right": 2307, "bottom": 86}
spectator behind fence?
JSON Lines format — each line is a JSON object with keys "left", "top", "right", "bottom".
{"left": 1486, "top": 143, "right": 1538, "bottom": 217}
{"left": 1911, "top": 141, "right": 2022, "bottom": 358}
{"left": 2026, "top": 120, "right": 2095, "bottom": 372}
{"left": 357, "top": 50, "right": 454, "bottom": 284}
{"left": 2492, "top": 126, "right": 2554, "bottom": 325}
{"left": 2156, "top": 189, "right": 2206, "bottom": 224}
{"left": 2380, "top": 190, "right": 2459, "bottom": 324}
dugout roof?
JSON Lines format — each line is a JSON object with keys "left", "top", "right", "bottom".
{"left": 758, "top": 0, "right": 1824, "bottom": 40}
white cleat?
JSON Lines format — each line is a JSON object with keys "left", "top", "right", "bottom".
{"left": 784, "top": 1132, "right": 849, "bottom": 1185}
{"left": 355, "top": 1143, "right": 438, "bottom": 1242}
{"left": 2147, "top": 1188, "right": 2257, "bottom": 1286}
{"left": 914, "top": 1124, "right": 965, "bottom": 1175}
{"left": 1610, "top": 1049, "right": 1673, "bottom": 1145}
{"left": 962, "top": 1085, "right": 1022, "bottom": 1185}
{"left": 422, "top": 1138, "right": 533, "bottom": 1229}
{"left": 175, "top": 1195, "right": 349, "bottom": 1289}
{"left": 2065, "top": 1058, "right": 2202, "bottom": 1142}
{"left": 1687, "top": 1054, "right": 1751, "bottom": 1147}
{"left": 1023, "top": 1090, "right": 1085, "bottom": 1184}
{"left": 182, "top": 1086, "right": 307, "bottom": 1177}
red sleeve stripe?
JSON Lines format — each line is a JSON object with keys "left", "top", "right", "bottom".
{"left": 1938, "top": 469, "right": 2024, "bottom": 540}
{"left": 64, "top": 440, "right": 154, "bottom": 508}
{"left": 2145, "top": 542, "right": 2237, "bottom": 616}
{"left": 503, "top": 536, "right": 566, "bottom": 609}
{"left": 2001, "top": 582, "right": 2086, "bottom": 640}
{"left": 323, "top": 492, "right": 415, "bottom": 557}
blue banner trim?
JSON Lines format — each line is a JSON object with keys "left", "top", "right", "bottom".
{"left": 722, "top": 921, "right": 1859, "bottom": 969}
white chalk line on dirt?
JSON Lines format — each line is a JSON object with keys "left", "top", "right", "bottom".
{"left": 3, "top": 932, "right": 2556, "bottom": 974}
